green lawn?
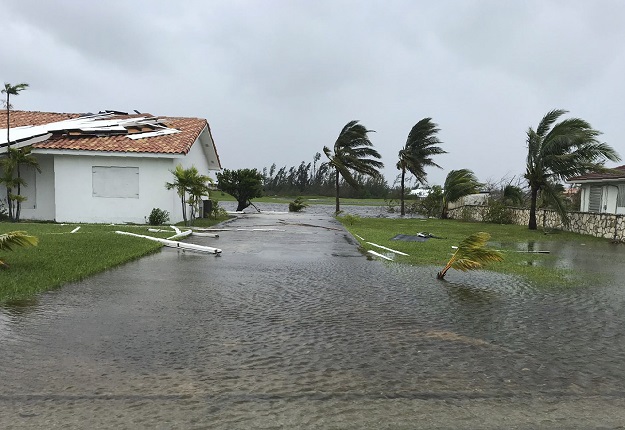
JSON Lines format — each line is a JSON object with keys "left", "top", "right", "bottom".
{"left": 337, "top": 216, "right": 607, "bottom": 287}
{"left": 0, "top": 217, "right": 229, "bottom": 304}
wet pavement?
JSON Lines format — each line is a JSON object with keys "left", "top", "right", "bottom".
{"left": 2, "top": 211, "right": 625, "bottom": 429}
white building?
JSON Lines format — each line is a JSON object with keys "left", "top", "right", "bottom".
{"left": 0, "top": 110, "right": 221, "bottom": 223}
{"left": 567, "top": 165, "right": 625, "bottom": 214}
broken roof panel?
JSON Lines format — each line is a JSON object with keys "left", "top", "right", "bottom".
{"left": 0, "top": 110, "right": 209, "bottom": 157}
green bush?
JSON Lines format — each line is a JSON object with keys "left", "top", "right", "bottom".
{"left": 483, "top": 200, "right": 515, "bottom": 224}
{"left": 148, "top": 208, "right": 170, "bottom": 225}
{"left": 288, "top": 197, "right": 309, "bottom": 212}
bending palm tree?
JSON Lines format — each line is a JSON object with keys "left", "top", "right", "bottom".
{"left": 324, "top": 120, "right": 383, "bottom": 213}
{"left": 2, "top": 82, "right": 29, "bottom": 150}
{"left": 437, "top": 232, "right": 503, "bottom": 279}
{"left": 0, "top": 231, "right": 38, "bottom": 268}
{"left": 397, "top": 118, "right": 446, "bottom": 216}
{"left": 525, "top": 109, "right": 620, "bottom": 230}
{"left": 441, "top": 169, "right": 482, "bottom": 219}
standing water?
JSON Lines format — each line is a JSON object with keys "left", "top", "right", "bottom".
{"left": 1, "top": 210, "right": 625, "bottom": 429}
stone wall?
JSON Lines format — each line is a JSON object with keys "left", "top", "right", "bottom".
{"left": 447, "top": 205, "right": 625, "bottom": 241}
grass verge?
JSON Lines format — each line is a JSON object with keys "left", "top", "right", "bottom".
{"left": 337, "top": 216, "right": 607, "bottom": 287}
{"left": 0, "top": 217, "right": 228, "bottom": 304}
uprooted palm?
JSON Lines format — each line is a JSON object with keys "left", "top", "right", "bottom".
{"left": 0, "top": 231, "right": 38, "bottom": 268}
{"left": 437, "top": 232, "right": 503, "bottom": 279}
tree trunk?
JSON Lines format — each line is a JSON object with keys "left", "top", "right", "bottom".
{"left": 180, "top": 194, "right": 187, "bottom": 225}
{"left": 400, "top": 167, "right": 406, "bottom": 216}
{"left": 6, "top": 93, "right": 10, "bottom": 149}
{"left": 15, "top": 163, "right": 21, "bottom": 222}
{"left": 236, "top": 199, "right": 250, "bottom": 212}
{"left": 528, "top": 186, "right": 539, "bottom": 230}
{"left": 441, "top": 198, "right": 448, "bottom": 219}
{"left": 335, "top": 167, "right": 340, "bottom": 214}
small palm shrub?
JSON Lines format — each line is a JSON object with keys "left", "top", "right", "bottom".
{"left": 148, "top": 208, "right": 170, "bottom": 225}
{"left": 289, "top": 197, "right": 309, "bottom": 212}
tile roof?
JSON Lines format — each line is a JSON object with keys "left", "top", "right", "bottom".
{"left": 568, "top": 165, "right": 625, "bottom": 182}
{"left": 0, "top": 110, "right": 209, "bottom": 155}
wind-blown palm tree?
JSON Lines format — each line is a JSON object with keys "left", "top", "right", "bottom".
{"left": 323, "top": 120, "right": 383, "bottom": 213}
{"left": 397, "top": 118, "right": 446, "bottom": 216}
{"left": 2, "top": 82, "right": 29, "bottom": 150}
{"left": 525, "top": 109, "right": 620, "bottom": 230}
{"left": 441, "top": 169, "right": 482, "bottom": 219}
{"left": 0, "top": 230, "right": 38, "bottom": 268}
{"left": 437, "top": 232, "right": 503, "bottom": 279}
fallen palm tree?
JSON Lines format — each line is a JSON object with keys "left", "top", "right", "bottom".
{"left": 437, "top": 232, "right": 503, "bottom": 280}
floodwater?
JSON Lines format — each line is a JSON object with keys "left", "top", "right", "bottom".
{"left": 2, "top": 211, "right": 625, "bottom": 429}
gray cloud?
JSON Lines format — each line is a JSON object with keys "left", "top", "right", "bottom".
{"left": 2, "top": 0, "right": 625, "bottom": 186}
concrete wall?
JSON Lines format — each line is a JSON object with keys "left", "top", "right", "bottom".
{"left": 447, "top": 205, "right": 625, "bottom": 241}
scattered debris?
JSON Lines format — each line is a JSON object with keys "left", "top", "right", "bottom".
{"left": 70, "top": 227, "right": 81, "bottom": 234}
{"left": 367, "top": 250, "right": 394, "bottom": 261}
{"left": 366, "top": 241, "right": 409, "bottom": 256}
{"left": 115, "top": 231, "right": 221, "bottom": 254}
{"left": 391, "top": 232, "right": 443, "bottom": 242}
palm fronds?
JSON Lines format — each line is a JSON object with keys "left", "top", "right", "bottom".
{"left": 0, "top": 231, "right": 38, "bottom": 268}
{"left": 437, "top": 232, "right": 503, "bottom": 279}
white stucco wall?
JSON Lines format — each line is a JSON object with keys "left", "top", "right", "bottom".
{"left": 580, "top": 183, "right": 624, "bottom": 215}
{"left": 54, "top": 154, "right": 180, "bottom": 224}
{"left": 21, "top": 155, "right": 56, "bottom": 220}
{"left": 0, "top": 154, "right": 56, "bottom": 221}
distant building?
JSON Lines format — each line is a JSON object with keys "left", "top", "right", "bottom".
{"left": 567, "top": 165, "right": 625, "bottom": 214}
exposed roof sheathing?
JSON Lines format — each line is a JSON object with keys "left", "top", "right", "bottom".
{"left": 0, "top": 110, "right": 212, "bottom": 156}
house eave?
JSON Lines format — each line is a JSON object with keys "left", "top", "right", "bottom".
{"left": 567, "top": 177, "right": 625, "bottom": 184}
{"left": 31, "top": 148, "right": 186, "bottom": 159}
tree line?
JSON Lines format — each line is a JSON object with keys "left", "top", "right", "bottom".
{"left": 2, "top": 81, "right": 621, "bottom": 230}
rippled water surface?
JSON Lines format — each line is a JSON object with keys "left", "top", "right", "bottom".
{"left": 2, "top": 212, "right": 625, "bottom": 429}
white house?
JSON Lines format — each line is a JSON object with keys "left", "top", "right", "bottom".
{"left": 0, "top": 110, "right": 221, "bottom": 223}
{"left": 567, "top": 165, "right": 625, "bottom": 214}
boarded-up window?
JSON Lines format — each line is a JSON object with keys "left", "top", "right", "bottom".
{"left": 20, "top": 165, "right": 37, "bottom": 209}
{"left": 618, "top": 185, "right": 625, "bottom": 208}
{"left": 92, "top": 166, "right": 139, "bottom": 198}
{"left": 588, "top": 185, "right": 602, "bottom": 212}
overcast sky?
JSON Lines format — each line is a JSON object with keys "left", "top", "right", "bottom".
{"left": 3, "top": 0, "right": 625, "bottom": 186}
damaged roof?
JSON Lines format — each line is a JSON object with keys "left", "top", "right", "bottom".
{"left": 567, "top": 165, "right": 625, "bottom": 183}
{"left": 0, "top": 110, "right": 220, "bottom": 162}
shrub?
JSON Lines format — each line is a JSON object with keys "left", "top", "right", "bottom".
{"left": 148, "top": 208, "right": 170, "bottom": 225}
{"left": 338, "top": 213, "right": 361, "bottom": 226}
{"left": 288, "top": 197, "right": 309, "bottom": 212}
{"left": 483, "top": 200, "right": 515, "bottom": 224}
{"left": 208, "top": 200, "right": 228, "bottom": 219}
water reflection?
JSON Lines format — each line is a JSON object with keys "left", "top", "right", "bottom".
{"left": 2, "top": 212, "right": 625, "bottom": 427}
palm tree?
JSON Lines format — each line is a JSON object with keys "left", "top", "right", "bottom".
{"left": 502, "top": 184, "right": 524, "bottom": 206}
{"left": 441, "top": 169, "right": 482, "bottom": 218}
{"left": 165, "top": 164, "right": 195, "bottom": 225}
{"left": 11, "top": 147, "right": 40, "bottom": 222}
{"left": 187, "top": 172, "right": 213, "bottom": 222}
{"left": 525, "top": 109, "right": 620, "bottom": 230}
{"left": 397, "top": 118, "right": 446, "bottom": 216}
{"left": 0, "top": 230, "right": 38, "bottom": 268}
{"left": 323, "top": 120, "right": 383, "bottom": 213}
{"left": 2, "top": 82, "right": 29, "bottom": 150}
{"left": 437, "top": 232, "right": 503, "bottom": 279}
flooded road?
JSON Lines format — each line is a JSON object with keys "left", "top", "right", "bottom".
{"left": 2, "top": 212, "right": 625, "bottom": 429}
